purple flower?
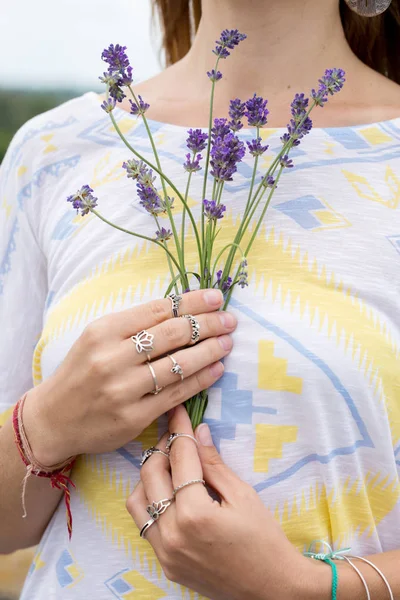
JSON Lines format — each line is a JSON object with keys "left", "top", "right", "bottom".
{"left": 312, "top": 68, "right": 346, "bottom": 107}
{"left": 246, "top": 137, "right": 269, "bottom": 157}
{"left": 261, "top": 175, "right": 276, "bottom": 188}
{"left": 187, "top": 129, "right": 208, "bottom": 153}
{"left": 155, "top": 227, "right": 172, "bottom": 242}
{"left": 137, "top": 184, "right": 163, "bottom": 216}
{"left": 100, "top": 97, "right": 116, "bottom": 114}
{"left": 280, "top": 155, "right": 294, "bottom": 169}
{"left": 100, "top": 43, "right": 133, "bottom": 103}
{"left": 203, "top": 199, "right": 226, "bottom": 220}
{"left": 238, "top": 258, "right": 248, "bottom": 288}
{"left": 207, "top": 69, "right": 223, "bottom": 82}
{"left": 245, "top": 94, "right": 269, "bottom": 128}
{"left": 129, "top": 95, "right": 150, "bottom": 116}
{"left": 216, "top": 270, "right": 233, "bottom": 292}
{"left": 281, "top": 92, "right": 313, "bottom": 146}
{"left": 210, "top": 119, "right": 245, "bottom": 182}
{"left": 67, "top": 185, "right": 98, "bottom": 216}
{"left": 213, "top": 29, "right": 247, "bottom": 59}
{"left": 291, "top": 93, "right": 309, "bottom": 117}
{"left": 229, "top": 98, "right": 246, "bottom": 131}
{"left": 122, "top": 159, "right": 149, "bottom": 181}
{"left": 184, "top": 153, "right": 202, "bottom": 173}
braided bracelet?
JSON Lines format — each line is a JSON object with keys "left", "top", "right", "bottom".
{"left": 12, "top": 392, "right": 76, "bottom": 539}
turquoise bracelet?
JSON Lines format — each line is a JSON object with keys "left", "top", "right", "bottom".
{"left": 304, "top": 540, "right": 350, "bottom": 600}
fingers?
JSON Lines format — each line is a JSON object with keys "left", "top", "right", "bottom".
{"left": 140, "top": 361, "right": 225, "bottom": 423}
{"left": 126, "top": 482, "right": 162, "bottom": 547}
{"left": 167, "top": 405, "right": 208, "bottom": 507}
{"left": 139, "top": 433, "right": 176, "bottom": 532}
{"left": 125, "top": 308, "right": 237, "bottom": 365}
{"left": 100, "top": 289, "right": 225, "bottom": 339}
{"left": 195, "top": 423, "right": 241, "bottom": 504}
{"left": 134, "top": 334, "right": 233, "bottom": 396}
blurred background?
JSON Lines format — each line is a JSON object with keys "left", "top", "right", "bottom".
{"left": 0, "top": 1, "right": 162, "bottom": 597}
{"left": 0, "top": 0, "right": 162, "bottom": 162}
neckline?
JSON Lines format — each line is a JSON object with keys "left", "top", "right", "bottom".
{"left": 85, "top": 90, "right": 400, "bottom": 134}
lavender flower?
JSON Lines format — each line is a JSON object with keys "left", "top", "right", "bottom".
{"left": 100, "top": 43, "right": 133, "bottom": 102}
{"left": 67, "top": 185, "right": 98, "bottom": 216}
{"left": 155, "top": 227, "right": 172, "bottom": 242}
{"left": 261, "top": 175, "right": 276, "bottom": 188}
{"left": 246, "top": 137, "right": 269, "bottom": 157}
{"left": 245, "top": 94, "right": 269, "bottom": 128}
{"left": 238, "top": 258, "right": 249, "bottom": 288}
{"left": 203, "top": 199, "right": 226, "bottom": 220}
{"left": 207, "top": 70, "right": 223, "bottom": 82}
{"left": 100, "top": 97, "right": 116, "bottom": 114}
{"left": 129, "top": 95, "right": 150, "bottom": 116}
{"left": 280, "top": 92, "right": 313, "bottom": 147}
{"left": 187, "top": 129, "right": 208, "bottom": 153}
{"left": 229, "top": 98, "right": 246, "bottom": 131}
{"left": 280, "top": 155, "right": 294, "bottom": 169}
{"left": 213, "top": 29, "right": 247, "bottom": 59}
{"left": 122, "top": 159, "right": 148, "bottom": 181}
{"left": 210, "top": 119, "right": 245, "bottom": 182}
{"left": 184, "top": 153, "right": 202, "bottom": 173}
{"left": 312, "top": 68, "right": 346, "bottom": 107}
{"left": 216, "top": 270, "right": 233, "bottom": 292}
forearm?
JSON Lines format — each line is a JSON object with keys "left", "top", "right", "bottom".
{"left": 0, "top": 409, "right": 63, "bottom": 554}
{"left": 308, "top": 550, "right": 400, "bottom": 599}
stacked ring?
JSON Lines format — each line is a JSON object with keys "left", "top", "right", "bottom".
{"left": 147, "top": 363, "right": 163, "bottom": 395}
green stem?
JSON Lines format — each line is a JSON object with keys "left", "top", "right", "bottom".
{"left": 181, "top": 168, "right": 193, "bottom": 265}
{"left": 91, "top": 208, "right": 183, "bottom": 276}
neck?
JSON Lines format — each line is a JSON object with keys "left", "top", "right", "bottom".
{"left": 182, "top": 0, "right": 358, "bottom": 111}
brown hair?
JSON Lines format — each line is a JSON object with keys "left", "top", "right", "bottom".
{"left": 152, "top": 0, "right": 400, "bottom": 84}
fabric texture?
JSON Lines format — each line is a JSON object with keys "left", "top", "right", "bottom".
{"left": 1, "top": 92, "right": 400, "bottom": 599}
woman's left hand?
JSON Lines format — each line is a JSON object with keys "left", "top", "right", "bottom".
{"left": 126, "top": 405, "right": 320, "bottom": 600}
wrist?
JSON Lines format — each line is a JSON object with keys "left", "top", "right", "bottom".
{"left": 22, "top": 379, "right": 75, "bottom": 467}
{"left": 296, "top": 557, "right": 332, "bottom": 600}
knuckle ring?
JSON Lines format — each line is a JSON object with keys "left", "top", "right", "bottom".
{"left": 146, "top": 497, "right": 174, "bottom": 520}
{"left": 168, "top": 293, "right": 182, "bottom": 318}
{"left": 140, "top": 446, "right": 170, "bottom": 467}
{"left": 181, "top": 314, "right": 200, "bottom": 345}
{"left": 147, "top": 362, "right": 164, "bottom": 395}
{"left": 131, "top": 330, "right": 154, "bottom": 361}
{"left": 139, "top": 517, "right": 156, "bottom": 538}
{"left": 167, "top": 354, "right": 184, "bottom": 381}
{"left": 166, "top": 432, "right": 199, "bottom": 451}
{"left": 173, "top": 479, "right": 205, "bottom": 496}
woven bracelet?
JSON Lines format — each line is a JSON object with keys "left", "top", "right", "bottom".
{"left": 12, "top": 392, "right": 76, "bottom": 539}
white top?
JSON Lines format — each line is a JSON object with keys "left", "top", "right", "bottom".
{"left": 1, "top": 91, "right": 400, "bottom": 599}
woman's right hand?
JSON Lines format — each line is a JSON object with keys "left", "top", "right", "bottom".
{"left": 23, "top": 289, "right": 236, "bottom": 466}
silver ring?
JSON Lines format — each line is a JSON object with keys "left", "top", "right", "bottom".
{"left": 147, "top": 363, "right": 163, "bottom": 395}
{"left": 168, "top": 354, "right": 184, "bottom": 381}
{"left": 140, "top": 517, "right": 156, "bottom": 538}
{"left": 181, "top": 314, "right": 200, "bottom": 345}
{"left": 131, "top": 330, "right": 154, "bottom": 361}
{"left": 168, "top": 293, "right": 182, "bottom": 318}
{"left": 146, "top": 497, "right": 174, "bottom": 520}
{"left": 166, "top": 432, "right": 199, "bottom": 451}
{"left": 140, "top": 446, "right": 170, "bottom": 467}
{"left": 173, "top": 479, "right": 205, "bottom": 496}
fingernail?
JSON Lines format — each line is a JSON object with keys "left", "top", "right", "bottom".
{"left": 196, "top": 423, "right": 214, "bottom": 446}
{"left": 204, "top": 289, "right": 223, "bottom": 306}
{"left": 218, "top": 334, "right": 233, "bottom": 351}
{"left": 210, "top": 362, "right": 224, "bottom": 377}
{"left": 219, "top": 312, "right": 236, "bottom": 328}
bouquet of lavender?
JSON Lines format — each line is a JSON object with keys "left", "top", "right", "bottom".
{"left": 67, "top": 31, "right": 345, "bottom": 428}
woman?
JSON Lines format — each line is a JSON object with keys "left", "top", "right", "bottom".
{"left": 1, "top": 0, "right": 400, "bottom": 597}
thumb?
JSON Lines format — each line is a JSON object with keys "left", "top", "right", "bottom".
{"left": 195, "top": 423, "right": 239, "bottom": 501}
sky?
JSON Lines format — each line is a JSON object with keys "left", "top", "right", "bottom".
{"left": 0, "top": 0, "right": 162, "bottom": 90}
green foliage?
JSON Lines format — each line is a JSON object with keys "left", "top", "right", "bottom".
{"left": 0, "top": 88, "right": 80, "bottom": 163}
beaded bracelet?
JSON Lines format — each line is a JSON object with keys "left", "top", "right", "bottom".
{"left": 12, "top": 392, "right": 76, "bottom": 539}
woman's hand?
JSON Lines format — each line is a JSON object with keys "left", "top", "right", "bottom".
{"left": 23, "top": 289, "right": 236, "bottom": 465}
{"left": 126, "top": 405, "right": 320, "bottom": 600}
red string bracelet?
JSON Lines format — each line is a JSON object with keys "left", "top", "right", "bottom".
{"left": 12, "top": 392, "right": 76, "bottom": 539}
